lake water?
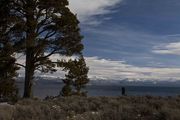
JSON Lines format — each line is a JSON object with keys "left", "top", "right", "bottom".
{"left": 17, "top": 80, "right": 180, "bottom": 98}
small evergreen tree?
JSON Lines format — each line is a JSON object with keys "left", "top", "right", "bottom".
{"left": 0, "top": 44, "right": 19, "bottom": 101}
{"left": 72, "top": 57, "right": 89, "bottom": 96}
{"left": 59, "top": 56, "right": 89, "bottom": 96}
{"left": 0, "top": 41, "right": 19, "bottom": 102}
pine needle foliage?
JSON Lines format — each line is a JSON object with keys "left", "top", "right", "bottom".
{"left": 0, "top": 0, "right": 19, "bottom": 101}
{"left": 59, "top": 56, "right": 89, "bottom": 96}
{"left": 0, "top": 0, "right": 86, "bottom": 98}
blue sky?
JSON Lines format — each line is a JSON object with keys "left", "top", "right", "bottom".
{"left": 72, "top": 0, "right": 180, "bottom": 67}
{"left": 65, "top": 0, "right": 180, "bottom": 80}
{"left": 18, "top": 0, "right": 180, "bottom": 81}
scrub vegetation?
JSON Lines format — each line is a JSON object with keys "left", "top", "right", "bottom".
{"left": 0, "top": 96, "right": 180, "bottom": 120}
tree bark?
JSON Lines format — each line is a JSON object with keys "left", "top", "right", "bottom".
{"left": 23, "top": 1, "right": 36, "bottom": 98}
{"left": 23, "top": 48, "right": 35, "bottom": 98}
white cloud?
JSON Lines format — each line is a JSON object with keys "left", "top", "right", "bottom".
{"left": 16, "top": 54, "right": 180, "bottom": 81}
{"left": 68, "top": 0, "right": 123, "bottom": 24}
{"left": 153, "top": 42, "right": 180, "bottom": 55}
{"left": 85, "top": 57, "right": 180, "bottom": 81}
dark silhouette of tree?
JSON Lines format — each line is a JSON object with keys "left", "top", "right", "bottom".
{"left": 0, "top": 44, "right": 19, "bottom": 101}
{"left": 0, "top": 0, "right": 19, "bottom": 100}
{"left": 1, "top": 0, "right": 85, "bottom": 98}
{"left": 59, "top": 56, "right": 89, "bottom": 96}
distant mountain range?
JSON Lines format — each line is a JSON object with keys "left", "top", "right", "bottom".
{"left": 17, "top": 77, "right": 180, "bottom": 87}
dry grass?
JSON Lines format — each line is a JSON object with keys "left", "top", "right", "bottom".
{"left": 0, "top": 96, "right": 180, "bottom": 120}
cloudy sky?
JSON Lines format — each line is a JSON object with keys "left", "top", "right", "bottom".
{"left": 16, "top": 0, "right": 180, "bottom": 81}
{"left": 66, "top": 0, "right": 180, "bottom": 81}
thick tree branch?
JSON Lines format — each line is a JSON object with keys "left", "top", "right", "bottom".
{"left": 34, "top": 49, "right": 57, "bottom": 63}
{"left": 15, "top": 63, "right": 25, "bottom": 68}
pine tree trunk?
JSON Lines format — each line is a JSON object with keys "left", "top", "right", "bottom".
{"left": 23, "top": 48, "right": 35, "bottom": 98}
{"left": 23, "top": 1, "right": 36, "bottom": 98}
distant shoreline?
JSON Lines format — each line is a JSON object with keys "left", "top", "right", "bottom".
{"left": 15, "top": 79, "right": 180, "bottom": 98}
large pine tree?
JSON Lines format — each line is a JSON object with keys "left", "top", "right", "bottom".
{"left": 2, "top": 0, "right": 85, "bottom": 98}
